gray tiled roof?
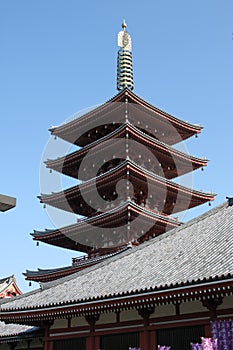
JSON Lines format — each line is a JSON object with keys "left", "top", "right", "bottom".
{"left": 0, "top": 321, "right": 42, "bottom": 343}
{"left": 0, "top": 321, "right": 34, "bottom": 337}
{"left": 1, "top": 202, "right": 233, "bottom": 312}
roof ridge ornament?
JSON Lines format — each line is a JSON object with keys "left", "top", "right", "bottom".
{"left": 118, "top": 19, "right": 132, "bottom": 51}
{"left": 117, "top": 20, "right": 134, "bottom": 91}
{"left": 226, "top": 196, "right": 233, "bottom": 206}
{"left": 122, "top": 18, "right": 127, "bottom": 29}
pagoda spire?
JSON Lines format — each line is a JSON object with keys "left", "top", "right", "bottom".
{"left": 117, "top": 20, "right": 134, "bottom": 91}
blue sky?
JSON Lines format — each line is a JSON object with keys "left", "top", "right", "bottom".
{"left": 0, "top": 1, "right": 232, "bottom": 292}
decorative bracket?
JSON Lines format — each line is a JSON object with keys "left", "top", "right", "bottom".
{"left": 85, "top": 314, "right": 100, "bottom": 332}
{"left": 137, "top": 306, "right": 155, "bottom": 326}
{"left": 202, "top": 297, "right": 223, "bottom": 319}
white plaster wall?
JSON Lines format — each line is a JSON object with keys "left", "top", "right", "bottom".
{"left": 51, "top": 318, "right": 68, "bottom": 329}
{"left": 0, "top": 339, "right": 43, "bottom": 350}
{"left": 120, "top": 309, "right": 141, "bottom": 322}
{"left": 180, "top": 300, "right": 206, "bottom": 314}
{"left": 71, "top": 316, "right": 88, "bottom": 327}
{"left": 151, "top": 304, "right": 175, "bottom": 318}
{"left": 0, "top": 344, "right": 10, "bottom": 350}
{"left": 97, "top": 312, "right": 116, "bottom": 325}
{"left": 218, "top": 295, "right": 233, "bottom": 310}
{"left": 15, "top": 339, "right": 43, "bottom": 350}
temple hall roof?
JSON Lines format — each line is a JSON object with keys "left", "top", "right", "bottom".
{"left": 0, "top": 321, "right": 42, "bottom": 343}
{"left": 0, "top": 275, "right": 21, "bottom": 299}
{"left": 0, "top": 201, "right": 232, "bottom": 321}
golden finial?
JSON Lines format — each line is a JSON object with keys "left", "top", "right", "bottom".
{"left": 122, "top": 19, "right": 127, "bottom": 30}
{"left": 118, "top": 20, "right": 132, "bottom": 51}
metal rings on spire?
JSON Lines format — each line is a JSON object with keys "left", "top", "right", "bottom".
{"left": 117, "top": 20, "right": 134, "bottom": 91}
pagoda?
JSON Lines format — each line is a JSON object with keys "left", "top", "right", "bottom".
{"left": 2, "top": 22, "right": 233, "bottom": 350}
{"left": 25, "top": 21, "right": 214, "bottom": 283}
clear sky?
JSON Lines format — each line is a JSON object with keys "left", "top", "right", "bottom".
{"left": 0, "top": 1, "right": 232, "bottom": 293}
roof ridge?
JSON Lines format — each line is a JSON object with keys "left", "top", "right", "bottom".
{"left": 105, "top": 201, "right": 230, "bottom": 252}
{"left": 39, "top": 246, "right": 134, "bottom": 289}
{"left": 177, "top": 201, "right": 228, "bottom": 229}
{"left": 30, "top": 204, "right": 228, "bottom": 286}
{"left": 0, "top": 275, "right": 14, "bottom": 284}
{"left": 0, "top": 287, "right": 41, "bottom": 306}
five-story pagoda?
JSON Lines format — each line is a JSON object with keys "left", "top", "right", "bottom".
{"left": 25, "top": 21, "right": 214, "bottom": 284}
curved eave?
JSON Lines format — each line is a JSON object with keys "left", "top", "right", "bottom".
{"left": 50, "top": 89, "right": 202, "bottom": 146}
{"left": 40, "top": 160, "right": 215, "bottom": 216}
{"left": 31, "top": 201, "right": 180, "bottom": 252}
{"left": 46, "top": 122, "right": 208, "bottom": 180}
{"left": 0, "top": 276, "right": 232, "bottom": 325}
{"left": 31, "top": 231, "right": 92, "bottom": 253}
{"left": 23, "top": 246, "right": 131, "bottom": 283}
{"left": 49, "top": 89, "right": 126, "bottom": 133}
{"left": 33, "top": 201, "right": 180, "bottom": 236}
{"left": 49, "top": 91, "right": 127, "bottom": 146}
{"left": 24, "top": 266, "right": 87, "bottom": 283}
{"left": 126, "top": 89, "right": 202, "bottom": 133}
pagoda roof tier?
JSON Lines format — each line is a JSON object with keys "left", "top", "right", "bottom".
{"left": 40, "top": 160, "right": 215, "bottom": 217}
{"left": 32, "top": 201, "right": 181, "bottom": 252}
{"left": 49, "top": 89, "right": 202, "bottom": 147}
{"left": 23, "top": 245, "right": 131, "bottom": 283}
{"left": 46, "top": 122, "right": 208, "bottom": 181}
